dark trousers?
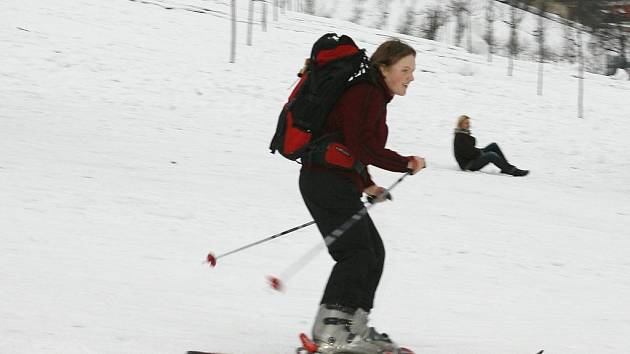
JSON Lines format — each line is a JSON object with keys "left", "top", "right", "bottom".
{"left": 467, "top": 142, "right": 513, "bottom": 172}
{"left": 299, "top": 169, "right": 384, "bottom": 311}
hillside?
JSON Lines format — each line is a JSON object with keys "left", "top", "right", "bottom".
{"left": 1, "top": 0, "right": 629, "bottom": 353}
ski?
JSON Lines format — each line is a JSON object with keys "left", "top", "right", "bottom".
{"left": 186, "top": 351, "right": 230, "bottom": 354}
{"left": 296, "top": 333, "right": 415, "bottom": 354}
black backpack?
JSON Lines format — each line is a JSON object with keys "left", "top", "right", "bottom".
{"left": 269, "top": 33, "right": 371, "bottom": 172}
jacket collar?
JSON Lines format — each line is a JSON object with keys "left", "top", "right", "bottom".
{"left": 454, "top": 128, "right": 471, "bottom": 135}
{"left": 372, "top": 68, "right": 394, "bottom": 103}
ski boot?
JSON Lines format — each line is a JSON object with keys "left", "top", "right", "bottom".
{"left": 304, "top": 304, "right": 408, "bottom": 354}
{"left": 297, "top": 331, "right": 414, "bottom": 354}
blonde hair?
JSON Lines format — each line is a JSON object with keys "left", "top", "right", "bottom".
{"left": 456, "top": 115, "right": 470, "bottom": 129}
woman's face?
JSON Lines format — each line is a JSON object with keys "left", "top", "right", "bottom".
{"left": 461, "top": 118, "right": 470, "bottom": 129}
{"left": 380, "top": 54, "right": 416, "bottom": 96}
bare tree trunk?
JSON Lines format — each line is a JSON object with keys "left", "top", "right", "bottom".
{"left": 577, "top": 26, "right": 584, "bottom": 118}
{"left": 262, "top": 1, "right": 267, "bottom": 32}
{"left": 375, "top": 0, "right": 391, "bottom": 30}
{"left": 537, "top": 0, "right": 546, "bottom": 96}
{"left": 273, "top": 0, "right": 278, "bottom": 21}
{"left": 247, "top": 0, "right": 254, "bottom": 46}
{"left": 449, "top": 0, "right": 468, "bottom": 48}
{"left": 467, "top": 0, "right": 472, "bottom": 53}
{"left": 397, "top": 7, "right": 416, "bottom": 35}
{"left": 230, "top": 0, "right": 236, "bottom": 63}
{"left": 350, "top": 0, "right": 367, "bottom": 25}
{"left": 422, "top": 6, "right": 446, "bottom": 40}
{"left": 619, "top": 26, "right": 627, "bottom": 76}
{"left": 455, "top": 12, "right": 464, "bottom": 47}
{"left": 576, "top": 1, "right": 585, "bottom": 118}
{"left": 511, "top": 5, "right": 516, "bottom": 76}
{"left": 304, "top": 0, "right": 314, "bottom": 15}
{"left": 506, "top": 1, "right": 522, "bottom": 77}
{"left": 486, "top": 0, "right": 494, "bottom": 62}
{"left": 508, "top": 5, "right": 515, "bottom": 76}
{"left": 538, "top": 61, "right": 544, "bottom": 95}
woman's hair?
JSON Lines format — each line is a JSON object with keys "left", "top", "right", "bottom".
{"left": 456, "top": 115, "right": 470, "bottom": 129}
{"left": 370, "top": 39, "right": 416, "bottom": 69}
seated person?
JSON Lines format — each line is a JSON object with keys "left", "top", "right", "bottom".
{"left": 453, "top": 115, "right": 528, "bottom": 177}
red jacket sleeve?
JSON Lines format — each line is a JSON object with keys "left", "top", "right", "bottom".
{"left": 333, "top": 83, "right": 410, "bottom": 173}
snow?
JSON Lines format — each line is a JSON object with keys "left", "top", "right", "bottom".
{"left": 612, "top": 68, "right": 630, "bottom": 81}
{"left": 1, "top": 0, "right": 629, "bottom": 353}
{"left": 314, "top": 0, "right": 620, "bottom": 73}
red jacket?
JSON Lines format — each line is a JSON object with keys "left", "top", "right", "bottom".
{"left": 304, "top": 71, "right": 411, "bottom": 191}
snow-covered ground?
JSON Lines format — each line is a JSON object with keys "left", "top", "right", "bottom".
{"left": 1, "top": 1, "right": 629, "bottom": 353}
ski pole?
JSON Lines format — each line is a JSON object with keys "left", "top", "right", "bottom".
{"left": 206, "top": 220, "right": 316, "bottom": 267}
{"left": 267, "top": 172, "right": 411, "bottom": 290}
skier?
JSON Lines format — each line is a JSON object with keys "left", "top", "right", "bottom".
{"left": 299, "top": 39, "right": 425, "bottom": 354}
{"left": 453, "top": 115, "right": 529, "bottom": 176}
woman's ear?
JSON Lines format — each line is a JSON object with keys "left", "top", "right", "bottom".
{"left": 378, "top": 64, "right": 388, "bottom": 77}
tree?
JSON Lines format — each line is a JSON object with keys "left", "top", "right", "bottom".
{"left": 556, "top": 0, "right": 607, "bottom": 117}
{"left": 420, "top": 5, "right": 447, "bottom": 41}
{"left": 375, "top": 0, "right": 391, "bottom": 30}
{"left": 563, "top": 22, "right": 577, "bottom": 63}
{"left": 484, "top": 0, "right": 496, "bottom": 62}
{"left": 230, "top": 0, "right": 236, "bottom": 63}
{"left": 535, "top": 0, "right": 547, "bottom": 95}
{"left": 350, "top": 0, "right": 367, "bottom": 25}
{"left": 247, "top": 0, "right": 254, "bottom": 46}
{"left": 504, "top": 0, "right": 525, "bottom": 76}
{"left": 466, "top": 0, "right": 473, "bottom": 53}
{"left": 596, "top": 4, "right": 629, "bottom": 76}
{"left": 304, "top": 0, "right": 315, "bottom": 15}
{"left": 397, "top": 7, "right": 417, "bottom": 36}
{"left": 448, "top": 0, "right": 469, "bottom": 48}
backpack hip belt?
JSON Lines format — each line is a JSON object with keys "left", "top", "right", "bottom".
{"left": 301, "top": 134, "right": 368, "bottom": 181}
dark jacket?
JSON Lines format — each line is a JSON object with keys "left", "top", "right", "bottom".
{"left": 303, "top": 70, "right": 411, "bottom": 191}
{"left": 453, "top": 131, "right": 481, "bottom": 170}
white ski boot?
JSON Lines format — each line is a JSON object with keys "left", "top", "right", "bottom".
{"left": 311, "top": 304, "right": 398, "bottom": 354}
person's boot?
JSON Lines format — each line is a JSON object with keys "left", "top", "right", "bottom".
{"left": 311, "top": 304, "right": 398, "bottom": 354}
{"left": 502, "top": 166, "right": 529, "bottom": 177}
{"left": 349, "top": 308, "right": 398, "bottom": 353}
{"left": 311, "top": 304, "right": 356, "bottom": 353}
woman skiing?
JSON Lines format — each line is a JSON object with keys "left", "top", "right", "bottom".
{"left": 299, "top": 39, "right": 425, "bottom": 354}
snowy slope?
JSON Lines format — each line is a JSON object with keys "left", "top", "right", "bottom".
{"left": 1, "top": 1, "right": 630, "bottom": 354}
{"left": 313, "top": 0, "right": 601, "bottom": 62}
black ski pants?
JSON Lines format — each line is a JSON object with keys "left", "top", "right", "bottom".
{"left": 299, "top": 169, "right": 384, "bottom": 311}
{"left": 467, "top": 142, "right": 513, "bottom": 172}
